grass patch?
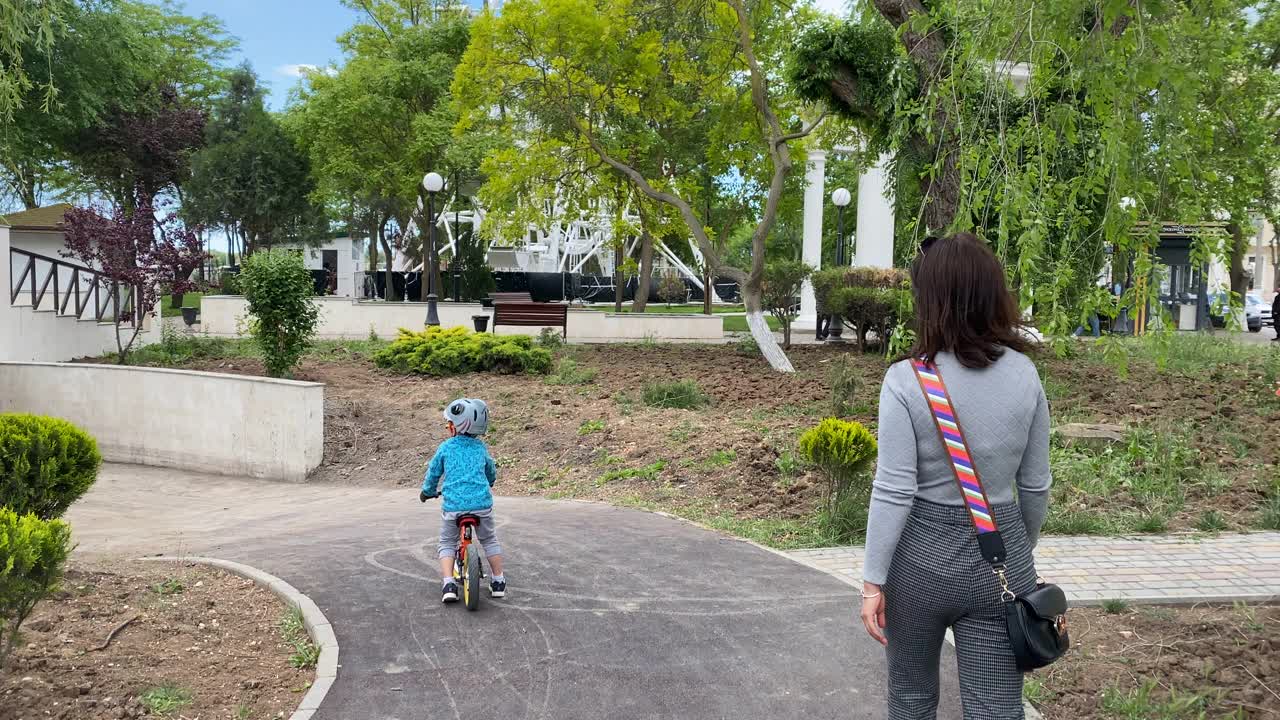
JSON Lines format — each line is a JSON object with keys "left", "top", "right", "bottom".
{"left": 596, "top": 460, "right": 666, "bottom": 486}
{"left": 546, "top": 358, "right": 597, "bottom": 386}
{"left": 641, "top": 380, "right": 709, "bottom": 409}
{"left": 578, "top": 419, "right": 606, "bottom": 436}
{"left": 151, "top": 578, "right": 184, "bottom": 596}
{"left": 140, "top": 683, "right": 193, "bottom": 716}
{"left": 1023, "top": 676, "right": 1051, "bottom": 706}
{"left": 280, "top": 606, "right": 320, "bottom": 670}
{"left": 1101, "top": 598, "right": 1130, "bottom": 615}
{"left": 697, "top": 449, "right": 736, "bottom": 470}
{"left": 1258, "top": 495, "right": 1280, "bottom": 530}
{"left": 160, "top": 292, "right": 204, "bottom": 318}
{"left": 723, "top": 314, "right": 781, "bottom": 333}
{"left": 1044, "top": 424, "right": 1208, "bottom": 535}
{"left": 1195, "top": 510, "right": 1228, "bottom": 532}
{"left": 1099, "top": 680, "right": 1214, "bottom": 719}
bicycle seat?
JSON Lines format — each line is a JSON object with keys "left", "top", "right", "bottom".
{"left": 455, "top": 513, "right": 482, "bottom": 528}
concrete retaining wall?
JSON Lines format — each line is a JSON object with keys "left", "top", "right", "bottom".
{"left": 200, "top": 295, "right": 723, "bottom": 342}
{"left": 0, "top": 362, "right": 324, "bottom": 481}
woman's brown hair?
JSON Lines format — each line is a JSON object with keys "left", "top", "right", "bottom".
{"left": 908, "top": 232, "right": 1030, "bottom": 368}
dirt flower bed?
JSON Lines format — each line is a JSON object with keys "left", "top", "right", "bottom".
{"left": 101, "top": 337, "right": 1280, "bottom": 542}
{"left": 1032, "top": 604, "right": 1280, "bottom": 719}
{"left": 0, "top": 562, "right": 313, "bottom": 720}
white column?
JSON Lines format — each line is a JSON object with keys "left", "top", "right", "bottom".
{"left": 796, "top": 149, "right": 827, "bottom": 330}
{"left": 855, "top": 153, "right": 895, "bottom": 268}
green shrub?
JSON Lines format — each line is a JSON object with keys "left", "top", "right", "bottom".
{"left": 641, "top": 380, "right": 709, "bottom": 409}
{"left": 798, "top": 418, "right": 878, "bottom": 540}
{"left": 812, "top": 266, "right": 913, "bottom": 353}
{"left": 0, "top": 414, "right": 101, "bottom": 519}
{"left": 219, "top": 270, "right": 241, "bottom": 295}
{"left": 0, "top": 508, "right": 72, "bottom": 667}
{"left": 537, "top": 327, "right": 564, "bottom": 350}
{"left": 373, "top": 327, "right": 552, "bottom": 376}
{"left": 829, "top": 355, "right": 860, "bottom": 417}
{"left": 239, "top": 250, "right": 320, "bottom": 378}
{"left": 734, "top": 335, "right": 760, "bottom": 356}
{"left": 545, "top": 358, "right": 597, "bottom": 385}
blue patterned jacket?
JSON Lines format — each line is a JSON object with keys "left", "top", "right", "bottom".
{"left": 422, "top": 435, "right": 497, "bottom": 512}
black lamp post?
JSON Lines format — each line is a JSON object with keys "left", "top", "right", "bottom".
{"left": 828, "top": 187, "right": 852, "bottom": 343}
{"left": 423, "top": 171, "right": 444, "bottom": 326}
{"left": 451, "top": 172, "right": 462, "bottom": 301}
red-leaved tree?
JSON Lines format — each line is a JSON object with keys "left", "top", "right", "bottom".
{"left": 62, "top": 202, "right": 208, "bottom": 363}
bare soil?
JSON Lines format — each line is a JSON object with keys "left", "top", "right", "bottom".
{"left": 0, "top": 562, "right": 312, "bottom": 720}
{"left": 1036, "top": 604, "right": 1280, "bottom": 719}
{"left": 124, "top": 340, "right": 1278, "bottom": 534}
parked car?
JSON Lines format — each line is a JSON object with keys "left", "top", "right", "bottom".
{"left": 1207, "top": 292, "right": 1262, "bottom": 332}
{"left": 1247, "top": 293, "right": 1271, "bottom": 333}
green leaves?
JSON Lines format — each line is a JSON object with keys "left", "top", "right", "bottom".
{"left": 373, "top": 327, "right": 553, "bottom": 376}
{"left": 0, "top": 507, "right": 72, "bottom": 667}
{"left": 0, "top": 413, "right": 100, "bottom": 521}
{"left": 239, "top": 250, "right": 321, "bottom": 378}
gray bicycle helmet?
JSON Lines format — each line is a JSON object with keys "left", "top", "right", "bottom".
{"left": 443, "top": 398, "right": 489, "bottom": 436}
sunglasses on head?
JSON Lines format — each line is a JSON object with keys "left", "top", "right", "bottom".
{"left": 920, "top": 235, "right": 941, "bottom": 254}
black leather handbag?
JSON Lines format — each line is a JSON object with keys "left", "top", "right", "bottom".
{"left": 911, "top": 360, "right": 1069, "bottom": 671}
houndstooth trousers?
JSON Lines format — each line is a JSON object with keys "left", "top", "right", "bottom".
{"left": 882, "top": 499, "right": 1039, "bottom": 720}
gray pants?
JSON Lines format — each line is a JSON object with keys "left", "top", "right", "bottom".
{"left": 883, "top": 499, "right": 1038, "bottom": 720}
{"left": 437, "top": 508, "right": 502, "bottom": 559}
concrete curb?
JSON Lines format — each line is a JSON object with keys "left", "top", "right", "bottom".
{"left": 140, "top": 556, "right": 338, "bottom": 720}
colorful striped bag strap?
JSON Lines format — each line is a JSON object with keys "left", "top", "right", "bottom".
{"left": 910, "top": 359, "right": 1009, "bottom": 568}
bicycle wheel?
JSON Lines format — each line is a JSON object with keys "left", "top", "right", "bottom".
{"left": 464, "top": 545, "right": 481, "bottom": 611}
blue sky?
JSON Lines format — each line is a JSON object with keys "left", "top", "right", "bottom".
{"left": 170, "top": 0, "right": 844, "bottom": 109}
{"left": 165, "top": 0, "right": 361, "bottom": 109}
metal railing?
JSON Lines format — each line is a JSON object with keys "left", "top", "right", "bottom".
{"left": 8, "top": 247, "right": 141, "bottom": 325}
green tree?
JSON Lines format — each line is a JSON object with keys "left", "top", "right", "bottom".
{"left": 0, "top": 0, "right": 73, "bottom": 122}
{"left": 287, "top": 4, "right": 478, "bottom": 300}
{"left": 239, "top": 250, "right": 320, "bottom": 378}
{"left": 763, "top": 260, "right": 813, "bottom": 350}
{"left": 455, "top": 0, "right": 824, "bottom": 372}
{"left": 0, "top": 0, "right": 233, "bottom": 209}
{"left": 185, "top": 66, "right": 320, "bottom": 258}
{"left": 792, "top": 0, "right": 1279, "bottom": 336}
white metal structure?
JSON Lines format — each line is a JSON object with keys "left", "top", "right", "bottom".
{"left": 403, "top": 189, "right": 730, "bottom": 302}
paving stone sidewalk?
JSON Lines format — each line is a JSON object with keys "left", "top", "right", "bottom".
{"left": 785, "top": 532, "right": 1280, "bottom": 605}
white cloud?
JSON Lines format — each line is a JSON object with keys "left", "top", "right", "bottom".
{"left": 811, "top": 0, "right": 850, "bottom": 16}
{"left": 276, "top": 64, "right": 323, "bottom": 78}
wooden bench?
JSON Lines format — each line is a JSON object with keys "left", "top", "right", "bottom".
{"left": 490, "top": 291, "right": 533, "bottom": 303}
{"left": 492, "top": 301, "right": 568, "bottom": 338}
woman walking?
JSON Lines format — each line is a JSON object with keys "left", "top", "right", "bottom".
{"left": 860, "top": 233, "right": 1052, "bottom": 719}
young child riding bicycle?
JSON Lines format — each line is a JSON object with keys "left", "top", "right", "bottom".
{"left": 419, "top": 398, "right": 507, "bottom": 603}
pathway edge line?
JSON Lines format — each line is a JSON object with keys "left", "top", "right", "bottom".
{"left": 140, "top": 555, "right": 338, "bottom": 720}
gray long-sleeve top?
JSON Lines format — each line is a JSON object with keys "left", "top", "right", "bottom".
{"left": 862, "top": 349, "right": 1052, "bottom": 585}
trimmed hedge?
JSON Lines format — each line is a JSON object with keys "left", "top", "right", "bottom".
{"left": 0, "top": 414, "right": 101, "bottom": 520}
{"left": 373, "top": 327, "right": 553, "bottom": 376}
{"left": 0, "top": 507, "right": 72, "bottom": 667}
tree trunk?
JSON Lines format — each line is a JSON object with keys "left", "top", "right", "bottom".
{"left": 703, "top": 265, "right": 713, "bottom": 315}
{"left": 1227, "top": 221, "right": 1248, "bottom": 298}
{"left": 378, "top": 217, "right": 396, "bottom": 301}
{"left": 782, "top": 318, "right": 792, "bottom": 349}
{"left": 632, "top": 230, "right": 655, "bottom": 312}
{"left": 614, "top": 243, "right": 624, "bottom": 313}
{"left": 743, "top": 284, "right": 794, "bottom": 373}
